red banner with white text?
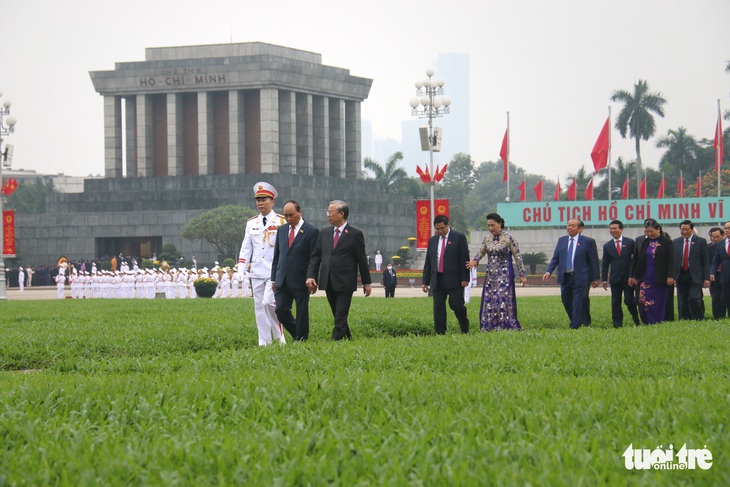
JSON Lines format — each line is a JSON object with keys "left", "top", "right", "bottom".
{"left": 3, "top": 210, "right": 15, "bottom": 257}
{"left": 416, "top": 199, "right": 449, "bottom": 250}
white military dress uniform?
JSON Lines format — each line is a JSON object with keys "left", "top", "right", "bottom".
{"left": 239, "top": 182, "right": 286, "bottom": 346}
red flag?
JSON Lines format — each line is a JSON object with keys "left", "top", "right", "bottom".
{"left": 553, "top": 177, "right": 561, "bottom": 201}
{"left": 500, "top": 128, "right": 509, "bottom": 182}
{"left": 584, "top": 179, "right": 594, "bottom": 201}
{"left": 424, "top": 165, "right": 431, "bottom": 183}
{"left": 696, "top": 175, "right": 702, "bottom": 197}
{"left": 518, "top": 180, "right": 526, "bottom": 202}
{"left": 677, "top": 175, "right": 685, "bottom": 198}
{"left": 567, "top": 179, "right": 577, "bottom": 201}
{"left": 415, "top": 165, "right": 430, "bottom": 184}
{"left": 657, "top": 175, "right": 666, "bottom": 198}
{"left": 621, "top": 177, "right": 629, "bottom": 199}
{"left": 434, "top": 164, "right": 448, "bottom": 183}
{"left": 639, "top": 176, "right": 647, "bottom": 199}
{"left": 591, "top": 117, "right": 610, "bottom": 172}
{"left": 533, "top": 180, "right": 544, "bottom": 202}
{"left": 715, "top": 109, "right": 724, "bottom": 172}
{"left": 2, "top": 178, "right": 18, "bottom": 196}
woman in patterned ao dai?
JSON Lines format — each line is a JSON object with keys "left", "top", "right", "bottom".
{"left": 467, "top": 213, "right": 527, "bottom": 331}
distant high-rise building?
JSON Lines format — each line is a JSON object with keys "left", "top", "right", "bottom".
{"left": 402, "top": 52, "right": 470, "bottom": 175}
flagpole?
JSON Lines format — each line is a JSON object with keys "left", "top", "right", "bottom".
{"left": 608, "top": 106, "right": 612, "bottom": 200}
{"left": 718, "top": 99, "right": 722, "bottom": 199}
{"left": 680, "top": 170, "right": 683, "bottom": 198}
{"left": 506, "top": 112, "right": 510, "bottom": 201}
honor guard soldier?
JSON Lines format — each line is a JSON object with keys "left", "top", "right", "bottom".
{"left": 239, "top": 182, "right": 287, "bottom": 346}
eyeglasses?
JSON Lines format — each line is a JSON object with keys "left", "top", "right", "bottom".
{"left": 326, "top": 210, "right": 341, "bottom": 216}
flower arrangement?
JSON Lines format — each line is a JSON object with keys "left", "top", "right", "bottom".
{"left": 193, "top": 277, "right": 218, "bottom": 298}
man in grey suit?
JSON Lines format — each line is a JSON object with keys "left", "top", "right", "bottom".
{"left": 673, "top": 220, "right": 710, "bottom": 320}
{"left": 306, "top": 200, "right": 372, "bottom": 340}
{"left": 272, "top": 200, "right": 320, "bottom": 341}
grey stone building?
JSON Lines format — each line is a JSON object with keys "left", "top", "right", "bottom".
{"left": 14, "top": 43, "right": 416, "bottom": 266}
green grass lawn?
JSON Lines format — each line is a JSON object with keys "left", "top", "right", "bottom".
{"left": 1, "top": 296, "right": 728, "bottom": 486}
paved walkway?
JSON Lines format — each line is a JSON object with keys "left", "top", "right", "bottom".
{"left": 2, "top": 284, "right": 564, "bottom": 301}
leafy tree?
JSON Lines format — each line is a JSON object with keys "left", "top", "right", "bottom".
{"left": 566, "top": 166, "right": 593, "bottom": 201}
{"left": 521, "top": 252, "right": 548, "bottom": 275}
{"left": 6, "top": 179, "right": 55, "bottom": 214}
{"left": 181, "top": 205, "right": 257, "bottom": 260}
{"left": 656, "top": 127, "right": 703, "bottom": 177}
{"left": 398, "top": 177, "right": 429, "bottom": 200}
{"left": 363, "top": 152, "right": 408, "bottom": 193}
{"left": 441, "top": 153, "right": 476, "bottom": 235}
{"left": 596, "top": 156, "right": 639, "bottom": 199}
{"left": 465, "top": 161, "right": 511, "bottom": 227}
{"left": 158, "top": 243, "right": 180, "bottom": 263}
{"left": 611, "top": 80, "right": 667, "bottom": 195}
{"left": 690, "top": 168, "right": 730, "bottom": 197}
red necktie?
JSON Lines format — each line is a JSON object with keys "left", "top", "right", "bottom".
{"left": 288, "top": 226, "right": 295, "bottom": 248}
{"left": 615, "top": 239, "right": 621, "bottom": 256}
{"left": 333, "top": 228, "right": 340, "bottom": 248}
{"left": 727, "top": 239, "right": 730, "bottom": 257}
{"left": 438, "top": 237, "right": 446, "bottom": 273}
{"left": 682, "top": 239, "right": 689, "bottom": 271}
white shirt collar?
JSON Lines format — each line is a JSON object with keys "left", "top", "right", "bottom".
{"left": 291, "top": 218, "right": 304, "bottom": 233}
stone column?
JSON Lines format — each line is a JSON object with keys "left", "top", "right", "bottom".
{"left": 259, "top": 88, "right": 279, "bottom": 173}
{"left": 103, "top": 95, "right": 123, "bottom": 178}
{"left": 167, "top": 93, "right": 183, "bottom": 176}
{"left": 313, "top": 96, "right": 329, "bottom": 176}
{"left": 135, "top": 95, "right": 154, "bottom": 177}
{"left": 229, "top": 90, "right": 245, "bottom": 174}
{"left": 329, "top": 98, "right": 345, "bottom": 178}
{"left": 296, "top": 93, "right": 313, "bottom": 176}
{"left": 278, "top": 90, "right": 296, "bottom": 174}
{"left": 345, "top": 101, "right": 362, "bottom": 179}
{"left": 124, "top": 97, "right": 137, "bottom": 177}
{"left": 198, "top": 91, "right": 212, "bottom": 175}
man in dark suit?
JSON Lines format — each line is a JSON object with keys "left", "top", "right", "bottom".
{"left": 306, "top": 200, "right": 372, "bottom": 340}
{"left": 601, "top": 220, "right": 640, "bottom": 327}
{"left": 382, "top": 263, "right": 398, "bottom": 298}
{"left": 673, "top": 220, "right": 710, "bottom": 320}
{"left": 707, "top": 226, "right": 726, "bottom": 319}
{"left": 710, "top": 221, "right": 730, "bottom": 319}
{"left": 421, "top": 214, "right": 470, "bottom": 334}
{"left": 543, "top": 218, "right": 600, "bottom": 329}
{"left": 271, "top": 200, "right": 320, "bottom": 341}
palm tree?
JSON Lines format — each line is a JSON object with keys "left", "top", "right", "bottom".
{"left": 363, "top": 152, "right": 408, "bottom": 193}
{"left": 611, "top": 80, "right": 667, "bottom": 195}
{"left": 567, "top": 166, "right": 592, "bottom": 200}
{"left": 656, "top": 127, "right": 702, "bottom": 177}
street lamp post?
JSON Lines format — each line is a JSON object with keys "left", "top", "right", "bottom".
{"left": 0, "top": 92, "right": 18, "bottom": 300}
{"left": 409, "top": 68, "right": 451, "bottom": 229}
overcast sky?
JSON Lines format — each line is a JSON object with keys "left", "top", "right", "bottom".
{"left": 2, "top": 0, "right": 728, "bottom": 181}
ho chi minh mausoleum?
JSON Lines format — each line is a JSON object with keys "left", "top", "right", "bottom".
{"left": 15, "top": 42, "right": 414, "bottom": 266}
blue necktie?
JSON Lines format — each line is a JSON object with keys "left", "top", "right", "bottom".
{"left": 566, "top": 237, "right": 574, "bottom": 273}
